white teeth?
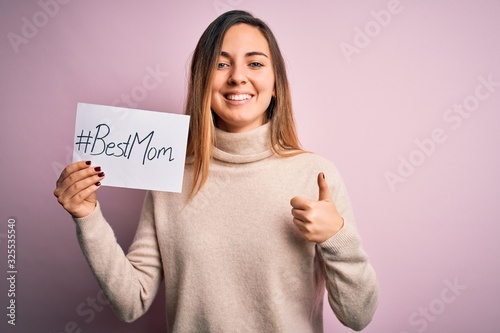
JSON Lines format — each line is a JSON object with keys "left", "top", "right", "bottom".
{"left": 226, "top": 94, "right": 251, "bottom": 101}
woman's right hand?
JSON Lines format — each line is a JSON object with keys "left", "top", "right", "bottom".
{"left": 54, "top": 161, "right": 105, "bottom": 218}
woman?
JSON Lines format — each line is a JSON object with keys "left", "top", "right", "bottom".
{"left": 54, "top": 10, "right": 378, "bottom": 332}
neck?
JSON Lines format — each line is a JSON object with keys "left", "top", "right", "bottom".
{"left": 212, "top": 122, "right": 274, "bottom": 164}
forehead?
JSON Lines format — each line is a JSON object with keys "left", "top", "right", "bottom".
{"left": 221, "top": 24, "right": 270, "bottom": 54}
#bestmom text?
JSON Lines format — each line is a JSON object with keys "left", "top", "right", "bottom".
{"left": 75, "top": 123, "right": 175, "bottom": 165}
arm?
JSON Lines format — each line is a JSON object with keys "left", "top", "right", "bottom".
{"left": 290, "top": 172, "right": 378, "bottom": 330}
{"left": 318, "top": 172, "right": 378, "bottom": 331}
{"left": 54, "top": 161, "right": 163, "bottom": 322}
{"left": 318, "top": 223, "right": 378, "bottom": 330}
{"left": 75, "top": 192, "right": 163, "bottom": 322}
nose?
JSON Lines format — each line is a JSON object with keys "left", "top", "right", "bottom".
{"left": 228, "top": 63, "right": 247, "bottom": 85}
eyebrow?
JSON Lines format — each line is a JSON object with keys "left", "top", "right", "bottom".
{"left": 220, "top": 51, "right": 269, "bottom": 58}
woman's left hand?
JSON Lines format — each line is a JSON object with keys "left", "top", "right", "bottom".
{"left": 290, "top": 172, "right": 344, "bottom": 243}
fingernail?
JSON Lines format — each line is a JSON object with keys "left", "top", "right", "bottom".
{"left": 95, "top": 182, "right": 101, "bottom": 186}
{"left": 98, "top": 172, "right": 105, "bottom": 177}
{"left": 322, "top": 173, "right": 325, "bottom": 179}
{"left": 94, "top": 167, "right": 101, "bottom": 172}
{"left": 85, "top": 161, "right": 91, "bottom": 165}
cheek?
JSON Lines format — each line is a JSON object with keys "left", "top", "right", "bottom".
{"left": 211, "top": 72, "right": 227, "bottom": 91}
{"left": 254, "top": 75, "right": 274, "bottom": 95}
{"left": 264, "top": 73, "right": 275, "bottom": 95}
{"left": 263, "top": 79, "right": 276, "bottom": 98}
{"left": 211, "top": 79, "right": 221, "bottom": 93}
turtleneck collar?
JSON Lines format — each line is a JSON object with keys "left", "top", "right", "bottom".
{"left": 212, "top": 122, "right": 274, "bottom": 164}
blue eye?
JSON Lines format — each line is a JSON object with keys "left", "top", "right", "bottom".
{"left": 217, "top": 63, "right": 229, "bottom": 69}
{"left": 250, "top": 62, "right": 263, "bottom": 68}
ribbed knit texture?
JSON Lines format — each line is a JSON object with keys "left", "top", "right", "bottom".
{"left": 74, "top": 122, "right": 378, "bottom": 332}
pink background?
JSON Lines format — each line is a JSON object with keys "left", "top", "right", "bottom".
{"left": 1, "top": 0, "right": 499, "bottom": 332}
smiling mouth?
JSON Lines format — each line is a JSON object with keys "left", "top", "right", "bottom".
{"left": 225, "top": 94, "right": 253, "bottom": 101}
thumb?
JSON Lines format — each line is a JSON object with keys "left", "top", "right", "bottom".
{"left": 317, "top": 172, "right": 332, "bottom": 202}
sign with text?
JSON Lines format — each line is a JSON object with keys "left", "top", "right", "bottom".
{"left": 73, "top": 103, "right": 190, "bottom": 192}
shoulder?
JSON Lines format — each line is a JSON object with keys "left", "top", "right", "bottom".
{"left": 283, "top": 151, "right": 341, "bottom": 176}
{"left": 275, "top": 151, "right": 347, "bottom": 195}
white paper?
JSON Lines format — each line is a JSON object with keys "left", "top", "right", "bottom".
{"left": 73, "top": 103, "right": 190, "bottom": 192}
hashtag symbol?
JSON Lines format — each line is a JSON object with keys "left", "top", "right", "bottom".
{"left": 9, "top": 264, "right": 14, "bottom": 270}
{"left": 75, "top": 129, "right": 93, "bottom": 153}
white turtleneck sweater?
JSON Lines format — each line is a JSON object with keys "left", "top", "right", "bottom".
{"left": 74, "top": 123, "right": 378, "bottom": 332}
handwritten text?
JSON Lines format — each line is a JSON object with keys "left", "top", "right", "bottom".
{"left": 75, "top": 123, "right": 174, "bottom": 165}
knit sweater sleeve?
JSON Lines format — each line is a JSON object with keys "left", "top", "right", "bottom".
{"left": 317, "top": 169, "right": 379, "bottom": 331}
{"left": 73, "top": 191, "right": 163, "bottom": 322}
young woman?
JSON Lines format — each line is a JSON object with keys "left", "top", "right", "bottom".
{"left": 54, "top": 10, "right": 378, "bottom": 332}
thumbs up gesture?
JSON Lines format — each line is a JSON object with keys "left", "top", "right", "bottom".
{"left": 290, "top": 172, "right": 344, "bottom": 243}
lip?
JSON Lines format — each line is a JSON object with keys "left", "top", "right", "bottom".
{"left": 223, "top": 91, "right": 254, "bottom": 105}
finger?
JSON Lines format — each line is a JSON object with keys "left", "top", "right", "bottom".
{"left": 292, "top": 217, "right": 308, "bottom": 233}
{"left": 61, "top": 181, "right": 102, "bottom": 217}
{"left": 292, "top": 217, "right": 319, "bottom": 242}
{"left": 56, "top": 160, "right": 92, "bottom": 186}
{"left": 290, "top": 196, "right": 311, "bottom": 210}
{"left": 317, "top": 172, "right": 332, "bottom": 202}
{"left": 291, "top": 207, "right": 306, "bottom": 221}
{"left": 55, "top": 166, "right": 104, "bottom": 199}
{"left": 56, "top": 172, "right": 104, "bottom": 208}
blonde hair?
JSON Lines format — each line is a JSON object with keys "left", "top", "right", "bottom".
{"left": 185, "top": 10, "right": 303, "bottom": 198}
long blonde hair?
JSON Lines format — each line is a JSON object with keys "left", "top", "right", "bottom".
{"left": 185, "top": 10, "right": 303, "bottom": 197}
